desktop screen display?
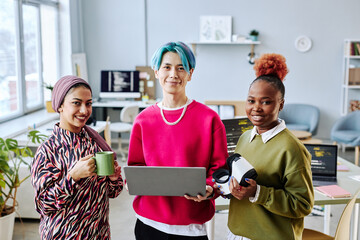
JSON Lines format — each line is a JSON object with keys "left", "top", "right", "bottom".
{"left": 222, "top": 117, "right": 253, "bottom": 154}
{"left": 99, "top": 70, "right": 141, "bottom": 99}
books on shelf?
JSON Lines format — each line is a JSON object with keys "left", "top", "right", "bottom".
{"left": 349, "top": 68, "right": 360, "bottom": 85}
{"left": 315, "top": 185, "right": 351, "bottom": 198}
{"left": 349, "top": 42, "right": 360, "bottom": 56}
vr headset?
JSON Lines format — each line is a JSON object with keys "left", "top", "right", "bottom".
{"left": 212, "top": 153, "right": 258, "bottom": 198}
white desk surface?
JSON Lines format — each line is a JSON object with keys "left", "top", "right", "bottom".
{"left": 13, "top": 120, "right": 106, "bottom": 147}
{"left": 92, "top": 100, "right": 153, "bottom": 108}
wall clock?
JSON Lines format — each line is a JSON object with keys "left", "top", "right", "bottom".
{"left": 295, "top": 36, "right": 312, "bottom": 52}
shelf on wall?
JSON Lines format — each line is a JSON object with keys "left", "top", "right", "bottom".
{"left": 342, "top": 84, "right": 360, "bottom": 89}
{"left": 341, "top": 39, "right": 360, "bottom": 115}
{"left": 188, "top": 41, "right": 261, "bottom": 56}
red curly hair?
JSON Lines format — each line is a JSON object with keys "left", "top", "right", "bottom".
{"left": 253, "top": 53, "right": 288, "bottom": 81}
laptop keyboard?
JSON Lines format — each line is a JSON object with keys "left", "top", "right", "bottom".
{"left": 313, "top": 177, "right": 336, "bottom": 182}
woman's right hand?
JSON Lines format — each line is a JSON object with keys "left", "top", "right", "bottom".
{"left": 69, "top": 154, "right": 97, "bottom": 182}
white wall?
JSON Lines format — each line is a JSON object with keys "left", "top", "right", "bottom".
{"left": 77, "top": 0, "right": 360, "bottom": 139}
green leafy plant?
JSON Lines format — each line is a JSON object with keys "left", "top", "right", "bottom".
{"left": 249, "top": 29, "right": 259, "bottom": 36}
{"left": 43, "top": 82, "right": 54, "bottom": 92}
{"left": 0, "top": 130, "right": 47, "bottom": 217}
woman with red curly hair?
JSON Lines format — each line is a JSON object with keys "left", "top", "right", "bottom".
{"left": 219, "top": 53, "right": 314, "bottom": 240}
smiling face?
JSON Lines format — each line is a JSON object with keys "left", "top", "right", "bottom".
{"left": 58, "top": 86, "right": 92, "bottom": 133}
{"left": 154, "top": 51, "right": 193, "bottom": 98}
{"left": 246, "top": 80, "right": 284, "bottom": 134}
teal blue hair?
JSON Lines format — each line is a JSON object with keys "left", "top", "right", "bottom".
{"left": 151, "top": 41, "right": 196, "bottom": 74}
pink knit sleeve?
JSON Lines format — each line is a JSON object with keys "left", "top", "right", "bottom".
{"left": 128, "top": 120, "right": 146, "bottom": 166}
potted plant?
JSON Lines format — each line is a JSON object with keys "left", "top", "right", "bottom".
{"left": 249, "top": 29, "right": 259, "bottom": 41}
{"left": 0, "top": 130, "right": 46, "bottom": 240}
{"left": 43, "top": 82, "right": 55, "bottom": 112}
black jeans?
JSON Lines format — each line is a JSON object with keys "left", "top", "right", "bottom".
{"left": 134, "top": 219, "right": 209, "bottom": 240}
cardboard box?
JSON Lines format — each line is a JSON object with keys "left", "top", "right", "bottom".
{"left": 349, "top": 68, "right": 360, "bottom": 85}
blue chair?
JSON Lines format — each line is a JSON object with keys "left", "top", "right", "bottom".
{"left": 331, "top": 111, "right": 360, "bottom": 166}
{"left": 279, "top": 103, "right": 320, "bottom": 136}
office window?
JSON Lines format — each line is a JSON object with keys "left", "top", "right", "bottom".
{"left": 0, "top": 0, "right": 59, "bottom": 122}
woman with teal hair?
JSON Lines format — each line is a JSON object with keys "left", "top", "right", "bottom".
{"left": 128, "top": 41, "right": 228, "bottom": 239}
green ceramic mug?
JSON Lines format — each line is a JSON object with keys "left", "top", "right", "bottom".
{"left": 93, "top": 151, "right": 115, "bottom": 176}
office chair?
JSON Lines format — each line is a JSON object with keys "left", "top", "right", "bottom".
{"left": 109, "top": 105, "right": 139, "bottom": 161}
{"left": 279, "top": 103, "right": 320, "bottom": 135}
{"left": 104, "top": 116, "right": 111, "bottom": 146}
{"left": 302, "top": 189, "right": 360, "bottom": 240}
{"left": 331, "top": 111, "right": 360, "bottom": 166}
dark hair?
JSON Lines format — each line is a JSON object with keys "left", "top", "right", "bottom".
{"left": 252, "top": 75, "right": 285, "bottom": 100}
{"left": 251, "top": 53, "right": 288, "bottom": 100}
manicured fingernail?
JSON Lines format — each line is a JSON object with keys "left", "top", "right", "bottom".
{"left": 212, "top": 179, "right": 215, "bottom": 182}
{"left": 218, "top": 185, "right": 221, "bottom": 188}
{"left": 221, "top": 191, "right": 224, "bottom": 194}
{"left": 245, "top": 178, "right": 249, "bottom": 181}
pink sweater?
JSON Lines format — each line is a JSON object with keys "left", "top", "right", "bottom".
{"left": 128, "top": 101, "right": 228, "bottom": 225}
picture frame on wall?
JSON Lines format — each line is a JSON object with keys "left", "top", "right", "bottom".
{"left": 199, "top": 16, "right": 232, "bottom": 43}
{"left": 71, "top": 53, "right": 88, "bottom": 81}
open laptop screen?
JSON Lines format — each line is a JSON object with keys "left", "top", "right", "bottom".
{"left": 222, "top": 117, "right": 253, "bottom": 154}
{"left": 304, "top": 144, "right": 338, "bottom": 177}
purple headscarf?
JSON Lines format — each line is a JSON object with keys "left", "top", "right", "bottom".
{"left": 52, "top": 75, "right": 115, "bottom": 158}
{"left": 52, "top": 75, "right": 91, "bottom": 113}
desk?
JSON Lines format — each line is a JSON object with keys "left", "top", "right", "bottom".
{"left": 13, "top": 120, "right": 106, "bottom": 147}
{"left": 291, "top": 130, "right": 312, "bottom": 140}
{"left": 92, "top": 100, "right": 152, "bottom": 120}
{"left": 211, "top": 157, "right": 360, "bottom": 240}
{"left": 290, "top": 130, "right": 323, "bottom": 144}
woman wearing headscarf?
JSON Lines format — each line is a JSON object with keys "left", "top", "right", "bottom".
{"left": 31, "top": 75, "right": 123, "bottom": 239}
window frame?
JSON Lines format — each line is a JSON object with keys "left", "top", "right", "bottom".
{"left": 0, "top": 0, "right": 59, "bottom": 123}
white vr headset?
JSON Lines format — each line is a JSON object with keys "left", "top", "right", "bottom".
{"left": 212, "top": 153, "right": 258, "bottom": 198}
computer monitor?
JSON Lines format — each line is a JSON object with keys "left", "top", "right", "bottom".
{"left": 99, "top": 70, "right": 141, "bottom": 99}
{"left": 222, "top": 117, "right": 253, "bottom": 154}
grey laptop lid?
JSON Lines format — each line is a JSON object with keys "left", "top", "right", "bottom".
{"left": 123, "top": 166, "right": 206, "bottom": 197}
{"left": 305, "top": 144, "right": 338, "bottom": 186}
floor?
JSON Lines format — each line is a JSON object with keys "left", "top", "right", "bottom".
{"left": 12, "top": 145, "right": 359, "bottom": 240}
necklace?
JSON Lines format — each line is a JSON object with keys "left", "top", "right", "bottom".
{"left": 160, "top": 98, "right": 189, "bottom": 125}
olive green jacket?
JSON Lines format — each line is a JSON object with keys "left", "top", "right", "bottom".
{"left": 228, "top": 128, "right": 314, "bottom": 240}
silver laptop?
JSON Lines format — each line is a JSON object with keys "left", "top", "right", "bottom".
{"left": 305, "top": 144, "right": 338, "bottom": 187}
{"left": 123, "top": 166, "right": 206, "bottom": 197}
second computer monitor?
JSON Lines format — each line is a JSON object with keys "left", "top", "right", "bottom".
{"left": 99, "top": 70, "right": 141, "bottom": 99}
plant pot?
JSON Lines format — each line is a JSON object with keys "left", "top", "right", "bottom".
{"left": 249, "top": 35, "right": 258, "bottom": 41}
{"left": 0, "top": 210, "right": 16, "bottom": 240}
{"left": 46, "top": 101, "right": 55, "bottom": 113}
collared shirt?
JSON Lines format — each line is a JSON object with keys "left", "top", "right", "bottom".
{"left": 248, "top": 119, "right": 286, "bottom": 144}
{"left": 229, "top": 119, "right": 286, "bottom": 240}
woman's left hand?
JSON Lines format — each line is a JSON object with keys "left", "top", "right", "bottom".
{"left": 184, "top": 185, "right": 214, "bottom": 202}
{"left": 108, "top": 162, "right": 122, "bottom": 181}
{"left": 229, "top": 177, "right": 257, "bottom": 200}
